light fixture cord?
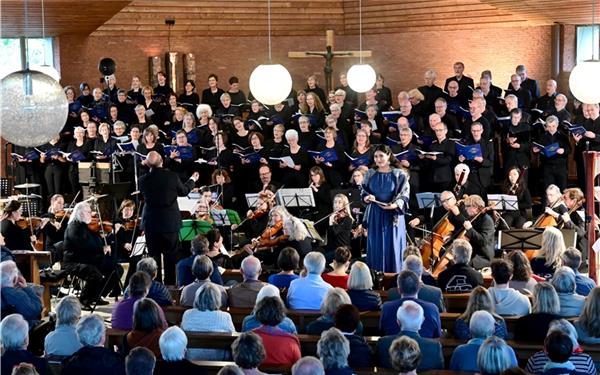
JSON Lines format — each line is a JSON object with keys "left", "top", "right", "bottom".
{"left": 268, "top": 0, "right": 272, "bottom": 62}
{"left": 359, "top": 0, "right": 363, "bottom": 64}
{"left": 41, "top": 0, "right": 45, "bottom": 40}
{"left": 23, "top": 0, "right": 29, "bottom": 70}
{"left": 593, "top": 0, "right": 597, "bottom": 60}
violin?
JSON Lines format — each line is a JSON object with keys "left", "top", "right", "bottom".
{"left": 333, "top": 209, "right": 347, "bottom": 224}
{"left": 252, "top": 221, "right": 289, "bottom": 250}
{"left": 87, "top": 217, "right": 113, "bottom": 233}
{"left": 247, "top": 208, "right": 268, "bottom": 221}
{"left": 53, "top": 210, "right": 71, "bottom": 220}
{"left": 122, "top": 218, "right": 142, "bottom": 231}
{"left": 16, "top": 217, "right": 43, "bottom": 230}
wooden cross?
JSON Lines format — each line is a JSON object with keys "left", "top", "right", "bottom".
{"left": 288, "top": 30, "right": 372, "bottom": 93}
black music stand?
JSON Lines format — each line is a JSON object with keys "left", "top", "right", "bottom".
{"left": 277, "top": 188, "right": 315, "bottom": 213}
{"left": 488, "top": 194, "right": 518, "bottom": 211}
{"left": 416, "top": 192, "right": 442, "bottom": 221}
{"left": 498, "top": 229, "right": 543, "bottom": 252}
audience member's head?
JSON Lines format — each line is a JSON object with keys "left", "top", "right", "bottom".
{"left": 194, "top": 282, "right": 222, "bottom": 311}
{"left": 76, "top": 314, "right": 105, "bottom": 347}
{"left": 191, "top": 234, "right": 210, "bottom": 255}
{"left": 396, "top": 300, "right": 424, "bottom": 333}
{"left": 55, "top": 295, "right": 81, "bottom": 327}
{"left": 321, "top": 287, "right": 351, "bottom": 317}
{"left": 192, "top": 255, "right": 213, "bottom": 281}
{"left": 304, "top": 252, "right": 326, "bottom": 275}
{"left": 132, "top": 298, "right": 163, "bottom": 332}
{"left": 10, "top": 363, "right": 39, "bottom": 375}
{"left": 332, "top": 247, "right": 351, "bottom": 269}
{"left": 136, "top": 257, "right": 159, "bottom": 280}
{"left": 560, "top": 247, "right": 583, "bottom": 272}
{"left": 490, "top": 259, "right": 513, "bottom": 285}
{"left": 317, "top": 327, "right": 350, "bottom": 370}
{"left": 452, "top": 239, "right": 473, "bottom": 265}
{"left": 129, "top": 271, "right": 151, "bottom": 298}
{"left": 159, "top": 326, "right": 188, "bottom": 361}
{"left": 551, "top": 266, "right": 577, "bottom": 294}
{"left": 0, "top": 261, "right": 19, "bottom": 288}
{"left": 389, "top": 336, "right": 421, "bottom": 373}
{"left": 217, "top": 365, "right": 245, "bottom": 375}
{"left": 241, "top": 256, "right": 261, "bottom": 281}
{"left": 462, "top": 286, "right": 497, "bottom": 321}
{"left": 232, "top": 331, "right": 266, "bottom": 370}
{"left": 578, "top": 287, "right": 600, "bottom": 337}
{"left": 125, "top": 347, "right": 155, "bottom": 375}
{"left": 469, "top": 310, "right": 496, "bottom": 339}
{"left": 277, "top": 247, "right": 300, "bottom": 272}
{"left": 506, "top": 250, "right": 533, "bottom": 282}
{"left": 334, "top": 304, "right": 360, "bottom": 333}
{"left": 347, "top": 261, "right": 374, "bottom": 290}
{"left": 532, "top": 282, "right": 560, "bottom": 314}
{"left": 477, "top": 336, "right": 513, "bottom": 375}
{"left": 548, "top": 319, "right": 579, "bottom": 349}
{"left": 540, "top": 226, "right": 565, "bottom": 268}
{"left": 292, "top": 356, "right": 325, "bottom": 375}
{"left": 255, "top": 296, "right": 286, "bottom": 327}
{"left": 402, "top": 255, "right": 424, "bottom": 279}
{"left": 544, "top": 331, "right": 573, "bottom": 365}
{"left": 397, "top": 270, "right": 420, "bottom": 297}
{"left": 0, "top": 314, "right": 29, "bottom": 350}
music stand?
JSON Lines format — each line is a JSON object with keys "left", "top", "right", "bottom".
{"left": 498, "top": 228, "right": 578, "bottom": 252}
{"left": 302, "top": 219, "right": 324, "bottom": 243}
{"left": 488, "top": 194, "right": 518, "bottom": 211}
{"left": 416, "top": 192, "right": 442, "bottom": 219}
{"left": 245, "top": 193, "right": 260, "bottom": 209}
{"left": 179, "top": 220, "right": 212, "bottom": 241}
{"left": 276, "top": 188, "right": 315, "bottom": 209}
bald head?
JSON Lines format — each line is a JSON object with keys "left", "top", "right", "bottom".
{"left": 146, "top": 151, "right": 163, "bottom": 168}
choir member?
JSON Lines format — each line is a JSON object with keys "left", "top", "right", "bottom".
{"left": 444, "top": 61, "right": 475, "bottom": 100}
{"left": 314, "top": 127, "right": 347, "bottom": 187}
{"left": 506, "top": 74, "right": 532, "bottom": 110}
{"left": 418, "top": 70, "right": 444, "bottom": 116}
{"left": 533, "top": 115, "right": 570, "bottom": 191}
{"left": 180, "top": 79, "right": 200, "bottom": 114}
{"left": 503, "top": 108, "right": 531, "bottom": 171}
{"left": 280, "top": 129, "right": 310, "bottom": 188}
{"left": 127, "top": 75, "right": 145, "bottom": 105}
{"left": 423, "top": 122, "right": 455, "bottom": 192}
{"left": 375, "top": 73, "right": 393, "bottom": 111}
{"left": 459, "top": 122, "right": 494, "bottom": 198}
{"left": 201, "top": 73, "right": 225, "bottom": 113}
{"left": 305, "top": 75, "right": 327, "bottom": 109}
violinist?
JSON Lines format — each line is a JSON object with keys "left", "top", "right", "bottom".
{"left": 193, "top": 197, "right": 214, "bottom": 225}
{"left": 114, "top": 199, "right": 143, "bottom": 284}
{"left": 445, "top": 194, "right": 494, "bottom": 270}
{"left": 232, "top": 188, "right": 276, "bottom": 241}
{"left": 326, "top": 194, "right": 354, "bottom": 253}
{"left": 524, "top": 184, "right": 567, "bottom": 228}
{"left": 40, "top": 194, "right": 68, "bottom": 256}
{"left": 63, "top": 202, "right": 122, "bottom": 307}
{"left": 0, "top": 200, "right": 36, "bottom": 251}
{"left": 282, "top": 216, "right": 312, "bottom": 258}
{"left": 500, "top": 167, "right": 532, "bottom": 229}
{"left": 240, "top": 205, "right": 290, "bottom": 263}
{"left": 211, "top": 169, "right": 235, "bottom": 209}
{"left": 560, "top": 188, "right": 587, "bottom": 256}
{"left": 309, "top": 166, "right": 332, "bottom": 235}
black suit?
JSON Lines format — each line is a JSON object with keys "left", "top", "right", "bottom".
{"left": 139, "top": 167, "right": 195, "bottom": 284}
{"left": 445, "top": 75, "right": 475, "bottom": 99}
{"left": 462, "top": 138, "right": 494, "bottom": 198}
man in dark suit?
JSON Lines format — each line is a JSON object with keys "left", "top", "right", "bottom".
{"left": 459, "top": 122, "right": 494, "bottom": 198}
{"left": 377, "top": 300, "right": 444, "bottom": 371}
{"left": 515, "top": 64, "right": 540, "bottom": 101}
{"left": 506, "top": 74, "right": 533, "bottom": 110}
{"left": 444, "top": 62, "right": 474, "bottom": 100}
{"left": 139, "top": 151, "right": 199, "bottom": 284}
{"left": 419, "top": 70, "right": 444, "bottom": 116}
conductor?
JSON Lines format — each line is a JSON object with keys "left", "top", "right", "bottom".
{"left": 139, "top": 151, "right": 199, "bottom": 284}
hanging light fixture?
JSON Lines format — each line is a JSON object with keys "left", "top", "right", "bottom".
{"left": 569, "top": 0, "right": 600, "bottom": 104}
{"left": 249, "top": 0, "right": 292, "bottom": 105}
{"left": 34, "top": 0, "right": 61, "bottom": 81}
{"left": 346, "top": 0, "right": 376, "bottom": 93}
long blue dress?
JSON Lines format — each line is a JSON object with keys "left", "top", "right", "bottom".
{"left": 362, "top": 168, "right": 409, "bottom": 273}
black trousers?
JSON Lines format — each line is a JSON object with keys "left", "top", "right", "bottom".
{"left": 64, "top": 259, "right": 122, "bottom": 302}
{"left": 145, "top": 231, "right": 179, "bottom": 285}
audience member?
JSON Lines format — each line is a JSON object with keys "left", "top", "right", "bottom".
{"left": 515, "top": 282, "right": 561, "bottom": 342}
{"left": 334, "top": 304, "right": 373, "bottom": 368}
{"left": 306, "top": 288, "right": 361, "bottom": 335}
{"left": 228, "top": 256, "right": 267, "bottom": 308}
{"left": 388, "top": 255, "right": 445, "bottom": 312}
{"left": 124, "top": 258, "right": 172, "bottom": 306}
{"left": 154, "top": 326, "right": 208, "bottom": 374}
{"left": 551, "top": 267, "right": 585, "bottom": 317}
{"left": 287, "top": 252, "right": 333, "bottom": 310}
{"left": 252, "top": 296, "right": 301, "bottom": 367}
{"left": 454, "top": 286, "right": 508, "bottom": 339}
{"left": 437, "top": 240, "right": 484, "bottom": 292}
{"left": 267, "top": 247, "right": 300, "bottom": 289}
{"left": 488, "top": 259, "right": 531, "bottom": 316}
{"left": 218, "top": 365, "right": 245, "bottom": 375}
{"left": 122, "top": 298, "right": 165, "bottom": 357}
{"left": 62, "top": 314, "right": 125, "bottom": 375}
{"left": 477, "top": 336, "right": 514, "bottom": 375}
{"left": 346, "top": 261, "right": 382, "bottom": 311}
{"left": 450, "top": 311, "right": 517, "bottom": 372}
{"left": 539, "top": 331, "right": 580, "bottom": 375}
{"left": 292, "top": 356, "right": 325, "bottom": 375}
{"left": 181, "top": 283, "right": 235, "bottom": 360}
{"left": 321, "top": 247, "right": 351, "bottom": 289}
{"left": 317, "top": 328, "right": 353, "bottom": 375}
{"left": 180, "top": 255, "right": 228, "bottom": 307}
{"left": 44, "top": 295, "right": 83, "bottom": 356}
{"left": 378, "top": 300, "right": 443, "bottom": 370}
{"left": 0, "top": 261, "right": 42, "bottom": 328}
{"left": 380, "top": 270, "right": 441, "bottom": 337}
{"left": 506, "top": 250, "right": 538, "bottom": 293}
{"left": 177, "top": 234, "right": 224, "bottom": 287}
{"left": 388, "top": 336, "right": 421, "bottom": 375}
{"left": 231, "top": 332, "right": 268, "bottom": 375}
{"left": 531, "top": 227, "right": 565, "bottom": 279}
{"left": 242, "top": 284, "right": 297, "bottom": 333}
{"left": 0, "top": 314, "right": 50, "bottom": 375}
{"left": 112, "top": 272, "right": 164, "bottom": 331}
{"left": 574, "top": 287, "right": 600, "bottom": 344}
{"left": 125, "top": 347, "right": 155, "bottom": 375}
{"left": 560, "top": 247, "right": 596, "bottom": 296}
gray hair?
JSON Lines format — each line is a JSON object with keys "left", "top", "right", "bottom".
{"left": 551, "top": 266, "right": 576, "bottom": 294}
{"left": 317, "top": 327, "right": 350, "bottom": 369}
{"left": 135, "top": 104, "right": 145, "bottom": 112}
{"left": 56, "top": 295, "right": 82, "bottom": 326}
{"left": 292, "top": 356, "right": 325, "bottom": 375}
{"left": 548, "top": 319, "right": 579, "bottom": 348}
{"left": 0, "top": 314, "right": 29, "bottom": 350}
{"left": 192, "top": 255, "right": 213, "bottom": 281}
{"left": 304, "top": 252, "right": 326, "bottom": 274}
{"left": 505, "top": 94, "right": 518, "bottom": 104}
{"left": 329, "top": 103, "right": 341, "bottom": 112}
{"left": 76, "top": 314, "right": 105, "bottom": 347}
{"left": 232, "top": 331, "right": 266, "bottom": 369}
{"left": 469, "top": 310, "right": 495, "bottom": 339}
{"left": 545, "top": 115, "right": 559, "bottom": 126}
{"left": 560, "top": 247, "right": 582, "bottom": 270}
{"left": 347, "top": 261, "right": 373, "bottom": 290}
{"left": 0, "top": 260, "right": 18, "bottom": 287}
{"left": 69, "top": 201, "right": 91, "bottom": 224}
{"left": 321, "top": 287, "right": 351, "bottom": 316}
{"left": 255, "top": 284, "right": 280, "bottom": 305}
{"left": 218, "top": 365, "right": 245, "bottom": 375}
{"left": 241, "top": 256, "right": 261, "bottom": 281}
{"left": 113, "top": 120, "right": 126, "bottom": 130}
{"left": 454, "top": 163, "right": 470, "bottom": 175}
{"left": 334, "top": 89, "right": 346, "bottom": 97}
{"left": 403, "top": 255, "right": 423, "bottom": 278}
{"left": 159, "top": 326, "right": 188, "bottom": 361}
{"left": 452, "top": 239, "right": 473, "bottom": 265}
{"left": 533, "top": 282, "right": 561, "bottom": 314}
{"left": 477, "top": 336, "right": 513, "bottom": 375}
{"left": 389, "top": 336, "right": 421, "bottom": 372}
{"left": 285, "top": 129, "right": 299, "bottom": 141}
{"left": 136, "top": 257, "right": 158, "bottom": 278}
{"left": 194, "top": 282, "right": 222, "bottom": 311}
{"left": 396, "top": 300, "right": 424, "bottom": 332}
{"left": 196, "top": 103, "right": 213, "bottom": 119}
{"left": 556, "top": 93, "right": 568, "bottom": 103}
{"left": 220, "top": 92, "right": 231, "bottom": 101}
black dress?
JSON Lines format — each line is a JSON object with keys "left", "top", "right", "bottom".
{"left": 0, "top": 219, "right": 32, "bottom": 251}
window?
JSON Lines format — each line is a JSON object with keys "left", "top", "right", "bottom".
{"left": 0, "top": 38, "right": 55, "bottom": 78}
{"left": 576, "top": 25, "right": 600, "bottom": 63}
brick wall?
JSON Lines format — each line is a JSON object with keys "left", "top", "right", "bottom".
{"left": 59, "top": 25, "right": 553, "bottom": 106}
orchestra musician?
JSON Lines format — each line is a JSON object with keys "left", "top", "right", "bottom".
{"left": 452, "top": 164, "right": 478, "bottom": 199}
{"left": 326, "top": 194, "right": 354, "bottom": 253}
{"left": 232, "top": 188, "right": 276, "bottom": 241}
{"left": 40, "top": 194, "right": 68, "bottom": 257}
{"left": 240, "top": 205, "right": 291, "bottom": 264}
{"left": 63, "top": 201, "right": 122, "bottom": 307}
{"left": 499, "top": 167, "right": 532, "bottom": 229}
{"left": 193, "top": 196, "right": 214, "bottom": 225}
{"left": 113, "top": 199, "right": 143, "bottom": 285}
{"left": 0, "top": 200, "right": 36, "bottom": 251}
{"left": 524, "top": 184, "right": 567, "bottom": 229}
{"left": 560, "top": 188, "right": 587, "bottom": 257}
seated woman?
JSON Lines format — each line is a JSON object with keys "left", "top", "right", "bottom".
{"left": 454, "top": 286, "right": 507, "bottom": 340}
{"left": 0, "top": 314, "right": 51, "bottom": 375}
{"left": 154, "top": 326, "right": 207, "bottom": 374}
{"left": 347, "top": 261, "right": 382, "bottom": 311}
{"left": 181, "top": 282, "right": 235, "bottom": 360}
{"left": 515, "top": 282, "right": 561, "bottom": 342}
{"left": 334, "top": 304, "right": 373, "bottom": 368}
{"left": 321, "top": 247, "right": 351, "bottom": 289}
{"left": 282, "top": 216, "right": 312, "bottom": 259}
{"left": 306, "top": 287, "right": 362, "bottom": 336}
{"left": 122, "top": 298, "right": 164, "bottom": 357}
{"left": 232, "top": 332, "right": 268, "bottom": 375}
{"left": 44, "top": 296, "right": 83, "bottom": 356}
{"left": 530, "top": 226, "right": 565, "bottom": 280}
{"left": 317, "top": 327, "right": 353, "bottom": 375}
{"left": 252, "top": 296, "right": 301, "bottom": 367}
{"left": 0, "top": 261, "right": 42, "bottom": 329}
{"left": 113, "top": 199, "right": 143, "bottom": 285}
{"left": 506, "top": 250, "right": 538, "bottom": 293}
{"left": 574, "top": 287, "right": 600, "bottom": 344}
{"left": 242, "top": 285, "right": 297, "bottom": 334}
{"left": 0, "top": 200, "right": 35, "bottom": 251}
{"left": 267, "top": 247, "right": 300, "bottom": 289}
{"left": 500, "top": 167, "right": 532, "bottom": 229}
{"left": 476, "top": 336, "right": 515, "bottom": 375}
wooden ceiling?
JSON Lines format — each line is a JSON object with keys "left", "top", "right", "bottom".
{"left": 1, "top": 0, "right": 599, "bottom": 38}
